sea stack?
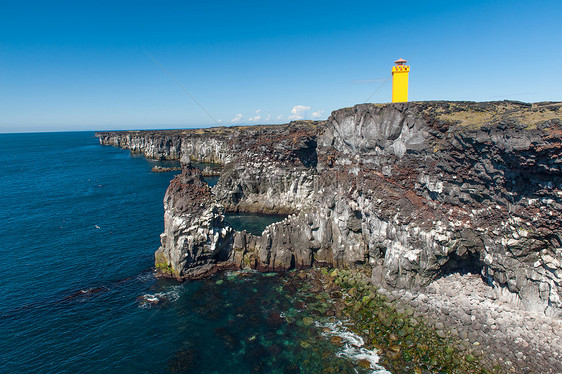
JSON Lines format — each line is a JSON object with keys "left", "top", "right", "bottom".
{"left": 154, "top": 167, "right": 234, "bottom": 280}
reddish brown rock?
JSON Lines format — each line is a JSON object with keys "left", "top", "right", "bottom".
{"left": 97, "top": 101, "right": 562, "bottom": 316}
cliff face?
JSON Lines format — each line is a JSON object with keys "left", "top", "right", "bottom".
{"left": 311, "top": 102, "right": 562, "bottom": 316}
{"left": 96, "top": 122, "right": 317, "bottom": 165}
{"left": 154, "top": 167, "right": 234, "bottom": 279}
{"left": 96, "top": 101, "right": 562, "bottom": 316}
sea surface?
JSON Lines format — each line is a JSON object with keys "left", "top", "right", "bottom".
{"left": 0, "top": 132, "right": 387, "bottom": 373}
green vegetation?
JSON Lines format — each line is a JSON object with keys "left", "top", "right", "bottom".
{"left": 155, "top": 252, "right": 177, "bottom": 277}
{"left": 430, "top": 101, "right": 561, "bottom": 130}
{"left": 323, "top": 268, "right": 502, "bottom": 373}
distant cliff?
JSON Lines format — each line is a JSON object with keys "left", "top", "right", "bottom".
{"left": 96, "top": 100, "right": 562, "bottom": 316}
{"left": 96, "top": 121, "right": 319, "bottom": 165}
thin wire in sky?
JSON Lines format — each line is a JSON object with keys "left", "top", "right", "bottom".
{"left": 365, "top": 75, "right": 392, "bottom": 102}
{"left": 146, "top": 52, "right": 221, "bottom": 126}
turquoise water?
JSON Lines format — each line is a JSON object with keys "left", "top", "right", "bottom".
{"left": 225, "top": 213, "right": 288, "bottom": 236}
{"left": 0, "top": 132, "right": 381, "bottom": 373}
{"left": 204, "top": 175, "right": 220, "bottom": 187}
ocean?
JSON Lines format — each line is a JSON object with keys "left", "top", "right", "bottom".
{"left": 0, "top": 132, "right": 387, "bottom": 373}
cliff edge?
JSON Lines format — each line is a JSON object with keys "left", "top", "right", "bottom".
{"left": 96, "top": 101, "right": 562, "bottom": 317}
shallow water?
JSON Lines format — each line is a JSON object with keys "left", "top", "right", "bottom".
{"left": 0, "top": 132, "right": 388, "bottom": 373}
{"left": 204, "top": 175, "right": 220, "bottom": 187}
{"left": 224, "top": 212, "right": 288, "bottom": 236}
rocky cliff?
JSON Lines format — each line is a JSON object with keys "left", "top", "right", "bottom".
{"left": 96, "top": 100, "right": 562, "bottom": 316}
{"left": 154, "top": 167, "right": 234, "bottom": 279}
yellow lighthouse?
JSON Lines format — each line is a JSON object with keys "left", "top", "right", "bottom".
{"left": 392, "top": 58, "right": 410, "bottom": 103}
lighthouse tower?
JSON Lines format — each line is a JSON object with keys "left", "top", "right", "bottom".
{"left": 392, "top": 58, "right": 410, "bottom": 103}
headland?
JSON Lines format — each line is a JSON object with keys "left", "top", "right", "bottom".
{"left": 96, "top": 100, "right": 562, "bottom": 372}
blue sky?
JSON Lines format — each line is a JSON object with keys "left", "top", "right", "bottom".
{"left": 1, "top": 0, "right": 561, "bottom": 132}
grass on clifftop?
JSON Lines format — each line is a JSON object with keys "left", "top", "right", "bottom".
{"left": 432, "top": 101, "right": 562, "bottom": 130}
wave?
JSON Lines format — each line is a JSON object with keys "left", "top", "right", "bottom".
{"left": 317, "top": 320, "right": 391, "bottom": 374}
{"left": 138, "top": 285, "right": 181, "bottom": 309}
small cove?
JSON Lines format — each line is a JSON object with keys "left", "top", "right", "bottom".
{"left": 224, "top": 212, "right": 288, "bottom": 236}
{"left": 203, "top": 175, "right": 220, "bottom": 187}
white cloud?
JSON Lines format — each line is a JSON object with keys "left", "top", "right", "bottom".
{"left": 288, "top": 105, "right": 311, "bottom": 120}
{"left": 312, "top": 110, "right": 324, "bottom": 118}
{"left": 229, "top": 110, "right": 282, "bottom": 125}
{"left": 248, "top": 109, "right": 262, "bottom": 123}
{"left": 230, "top": 113, "right": 243, "bottom": 123}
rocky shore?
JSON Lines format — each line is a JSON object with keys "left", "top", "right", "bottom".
{"left": 296, "top": 267, "right": 562, "bottom": 373}
{"left": 151, "top": 165, "right": 182, "bottom": 173}
{"left": 410, "top": 272, "right": 562, "bottom": 373}
{"left": 96, "top": 100, "right": 562, "bottom": 372}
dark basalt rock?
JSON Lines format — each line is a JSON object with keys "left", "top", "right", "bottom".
{"left": 154, "top": 167, "right": 234, "bottom": 280}
{"left": 96, "top": 101, "right": 562, "bottom": 316}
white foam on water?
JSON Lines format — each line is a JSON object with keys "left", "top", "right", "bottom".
{"left": 143, "top": 295, "right": 159, "bottom": 303}
{"left": 318, "top": 320, "right": 392, "bottom": 374}
{"left": 138, "top": 286, "right": 181, "bottom": 309}
{"left": 136, "top": 271, "right": 155, "bottom": 283}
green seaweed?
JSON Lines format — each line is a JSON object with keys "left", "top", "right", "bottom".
{"left": 314, "top": 268, "right": 502, "bottom": 373}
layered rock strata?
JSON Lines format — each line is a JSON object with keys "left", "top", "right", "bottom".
{"left": 96, "top": 122, "right": 317, "bottom": 165}
{"left": 154, "top": 167, "right": 234, "bottom": 279}
{"left": 96, "top": 101, "right": 562, "bottom": 317}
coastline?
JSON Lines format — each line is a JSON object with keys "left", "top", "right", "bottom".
{"left": 302, "top": 267, "right": 562, "bottom": 373}
{"left": 96, "top": 101, "right": 562, "bottom": 372}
